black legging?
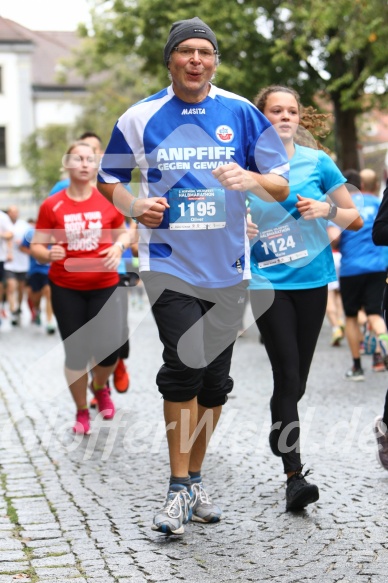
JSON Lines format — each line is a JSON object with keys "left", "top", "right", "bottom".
{"left": 50, "top": 281, "right": 122, "bottom": 370}
{"left": 250, "top": 286, "right": 328, "bottom": 473}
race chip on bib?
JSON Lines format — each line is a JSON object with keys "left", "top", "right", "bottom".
{"left": 253, "top": 222, "right": 308, "bottom": 268}
{"left": 169, "top": 188, "right": 226, "bottom": 230}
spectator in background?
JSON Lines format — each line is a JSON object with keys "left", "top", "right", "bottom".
{"left": 4, "top": 206, "right": 29, "bottom": 325}
{"left": 19, "top": 222, "right": 56, "bottom": 334}
{"left": 0, "top": 209, "right": 13, "bottom": 326}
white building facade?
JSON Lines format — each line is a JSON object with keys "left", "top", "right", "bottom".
{"left": 0, "top": 17, "right": 85, "bottom": 216}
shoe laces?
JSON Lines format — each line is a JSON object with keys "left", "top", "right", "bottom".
{"left": 77, "top": 409, "right": 89, "bottom": 419}
{"left": 192, "top": 482, "right": 211, "bottom": 505}
{"left": 290, "top": 465, "right": 312, "bottom": 482}
{"left": 95, "top": 386, "right": 111, "bottom": 402}
{"left": 165, "top": 489, "right": 191, "bottom": 519}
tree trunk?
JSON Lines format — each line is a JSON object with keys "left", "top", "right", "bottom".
{"left": 332, "top": 97, "right": 360, "bottom": 171}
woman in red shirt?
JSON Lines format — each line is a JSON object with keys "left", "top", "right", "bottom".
{"left": 32, "top": 141, "right": 128, "bottom": 434}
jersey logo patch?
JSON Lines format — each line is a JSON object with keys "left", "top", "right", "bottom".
{"left": 216, "top": 125, "right": 234, "bottom": 143}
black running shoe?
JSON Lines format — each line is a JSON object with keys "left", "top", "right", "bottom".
{"left": 286, "top": 468, "right": 319, "bottom": 511}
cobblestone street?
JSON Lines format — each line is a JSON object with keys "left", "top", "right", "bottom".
{"left": 0, "top": 298, "right": 388, "bottom": 583}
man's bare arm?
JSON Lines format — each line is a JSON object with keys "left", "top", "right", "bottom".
{"left": 97, "top": 181, "right": 169, "bottom": 228}
{"left": 212, "top": 163, "right": 289, "bottom": 202}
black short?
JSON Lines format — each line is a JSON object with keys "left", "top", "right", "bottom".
{"left": 28, "top": 272, "right": 49, "bottom": 292}
{"left": 340, "top": 271, "right": 386, "bottom": 316}
{"left": 50, "top": 281, "right": 122, "bottom": 370}
{"left": 0, "top": 261, "right": 4, "bottom": 282}
{"left": 142, "top": 272, "right": 247, "bottom": 406}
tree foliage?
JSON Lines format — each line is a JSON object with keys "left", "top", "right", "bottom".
{"left": 72, "top": 0, "right": 388, "bottom": 170}
{"left": 27, "top": 0, "right": 388, "bottom": 191}
{"left": 21, "top": 125, "right": 74, "bottom": 201}
{"left": 76, "top": 0, "right": 305, "bottom": 102}
{"left": 267, "top": 0, "right": 388, "bottom": 168}
{"left": 59, "top": 20, "right": 149, "bottom": 146}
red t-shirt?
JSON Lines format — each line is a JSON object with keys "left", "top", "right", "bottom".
{"left": 35, "top": 188, "right": 124, "bottom": 290}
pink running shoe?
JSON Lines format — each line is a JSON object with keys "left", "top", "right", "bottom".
{"left": 91, "top": 384, "right": 115, "bottom": 419}
{"left": 73, "top": 409, "right": 91, "bottom": 435}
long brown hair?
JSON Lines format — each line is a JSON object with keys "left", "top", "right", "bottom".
{"left": 254, "top": 85, "right": 332, "bottom": 153}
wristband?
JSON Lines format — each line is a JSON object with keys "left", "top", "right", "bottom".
{"left": 129, "top": 198, "right": 137, "bottom": 219}
{"left": 114, "top": 241, "right": 125, "bottom": 252}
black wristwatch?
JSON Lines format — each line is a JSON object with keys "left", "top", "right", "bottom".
{"left": 326, "top": 202, "right": 338, "bottom": 220}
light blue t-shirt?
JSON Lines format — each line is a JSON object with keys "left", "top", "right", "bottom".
{"left": 248, "top": 144, "right": 345, "bottom": 290}
{"left": 99, "top": 84, "right": 289, "bottom": 289}
{"left": 339, "top": 193, "right": 386, "bottom": 277}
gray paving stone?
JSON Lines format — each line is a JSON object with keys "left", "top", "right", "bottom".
{"left": 1, "top": 307, "right": 388, "bottom": 582}
{"left": 0, "top": 562, "right": 30, "bottom": 574}
{"left": 0, "top": 551, "right": 26, "bottom": 561}
{"left": 0, "top": 538, "right": 23, "bottom": 551}
{"left": 24, "top": 539, "right": 67, "bottom": 549}
{"left": 31, "top": 553, "right": 76, "bottom": 568}
{"left": 31, "top": 544, "right": 72, "bottom": 558}
{"left": 38, "top": 581, "right": 87, "bottom": 583}
{"left": 20, "top": 531, "right": 62, "bottom": 541}
{"left": 81, "top": 573, "right": 116, "bottom": 582}
{"left": 33, "top": 566, "right": 82, "bottom": 578}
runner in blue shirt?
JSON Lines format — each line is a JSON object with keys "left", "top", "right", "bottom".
{"left": 20, "top": 227, "right": 56, "bottom": 333}
{"left": 247, "top": 85, "right": 362, "bottom": 512}
{"left": 97, "top": 18, "right": 289, "bottom": 535}
{"left": 332, "top": 168, "right": 388, "bottom": 380}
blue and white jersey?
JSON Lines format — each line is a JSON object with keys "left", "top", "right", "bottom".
{"left": 248, "top": 144, "right": 345, "bottom": 290}
{"left": 99, "top": 84, "right": 289, "bottom": 288}
{"left": 339, "top": 193, "right": 386, "bottom": 277}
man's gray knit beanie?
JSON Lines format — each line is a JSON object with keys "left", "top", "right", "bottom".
{"left": 164, "top": 17, "right": 218, "bottom": 66}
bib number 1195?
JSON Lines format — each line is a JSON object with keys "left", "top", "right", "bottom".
{"left": 177, "top": 201, "right": 216, "bottom": 217}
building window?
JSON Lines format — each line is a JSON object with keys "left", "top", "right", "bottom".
{"left": 0, "top": 128, "right": 6, "bottom": 167}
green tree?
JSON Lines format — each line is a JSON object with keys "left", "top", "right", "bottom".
{"left": 268, "top": 0, "right": 388, "bottom": 169}
{"left": 72, "top": 0, "right": 307, "bottom": 101}
{"left": 59, "top": 28, "right": 149, "bottom": 146}
{"left": 71, "top": 0, "right": 388, "bottom": 169}
{"left": 21, "top": 124, "right": 74, "bottom": 201}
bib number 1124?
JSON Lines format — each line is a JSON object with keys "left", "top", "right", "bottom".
{"left": 261, "top": 235, "right": 296, "bottom": 255}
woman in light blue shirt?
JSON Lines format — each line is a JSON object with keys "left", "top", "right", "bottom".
{"left": 248, "top": 86, "right": 362, "bottom": 511}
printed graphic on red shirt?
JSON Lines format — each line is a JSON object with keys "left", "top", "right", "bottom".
{"left": 64, "top": 211, "right": 103, "bottom": 252}
{"left": 35, "top": 188, "right": 124, "bottom": 290}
